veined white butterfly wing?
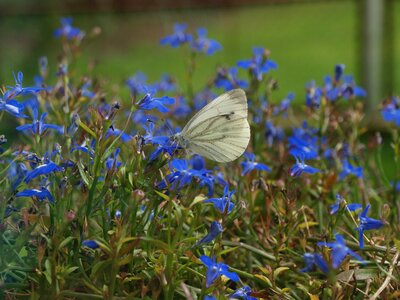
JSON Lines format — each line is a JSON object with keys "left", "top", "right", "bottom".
{"left": 178, "top": 89, "right": 250, "bottom": 163}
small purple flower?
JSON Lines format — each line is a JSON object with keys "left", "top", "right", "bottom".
{"left": 357, "top": 205, "right": 385, "bottom": 249}
{"left": 160, "top": 23, "right": 193, "bottom": 48}
{"left": 230, "top": 286, "right": 257, "bottom": 300}
{"left": 105, "top": 148, "right": 122, "bottom": 170}
{"left": 191, "top": 28, "right": 222, "bottom": 55}
{"left": 300, "top": 253, "right": 329, "bottom": 273}
{"left": 16, "top": 107, "right": 64, "bottom": 136}
{"left": 215, "top": 67, "right": 248, "bottom": 91}
{"left": 237, "top": 47, "right": 277, "bottom": 81}
{"left": 200, "top": 255, "right": 240, "bottom": 287}
{"left": 106, "top": 127, "right": 134, "bottom": 142}
{"left": 5, "top": 71, "right": 42, "bottom": 99}
{"left": 317, "top": 233, "right": 364, "bottom": 269}
{"left": 16, "top": 186, "right": 54, "bottom": 203}
{"left": 339, "top": 159, "right": 363, "bottom": 180}
{"left": 137, "top": 89, "right": 175, "bottom": 113}
{"left": 54, "top": 17, "right": 85, "bottom": 41}
{"left": 196, "top": 221, "right": 223, "bottom": 246}
{"left": 82, "top": 240, "right": 99, "bottom": 249}
{"left": 204, "top": 185, "right": 235, "bottom": 214}
{"left": 330, "top": 194, "right": 362, "bottom": 215}
{"left": 24, "top": 161, "right": 64, "bottom": 183}
{"left": 289, "top": 155, "right": 320, "bottom": 177}
{"left": 241, "top": 152, "right": 270, "bottom": 176}
{"left": 126, "top": 72, "right": 147, "bottom": 96}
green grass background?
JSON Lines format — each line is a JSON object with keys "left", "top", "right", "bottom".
{"left": 1, "top": 1, "right": 399, "bottom": 103}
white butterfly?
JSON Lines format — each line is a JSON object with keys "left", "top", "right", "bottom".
{"left": 173, "top": 89, "right": 250, "bottom": 162}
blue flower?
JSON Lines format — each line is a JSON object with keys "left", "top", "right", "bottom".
{"left": 106, "top": 127, "right": 134, "bottom": 142}
{"left": 158, "top": 159, "right": 195, "bottom": 190}
{"left": 305, "top": 81, "right": 322, "bottom": 108}
{"left": 317, "top": 234, "right": 364, "bottom": 269}
{"left": 381, "top": 97, "right": 400, "bottom": 126}
{"left": 341, "top": 75, "right": 367, "bottom": 99}
{"left": 289, "top": 155, "right": 320, "bottom": 177}
{"left": 335, "top": 64, "right": 345, "bottom": 82}
{"left": 160, "top": 23, "right": 193, "bottom": 48}
{"left": 241, "top": 152, "right": 270, "bottom": 176}
{"left": 339, "top": 159, "right": 363, "bottom": 180}
{"left": 82, "top": 240, "right": 99, "bottom": 249}
{"left": 137, "top": 89, "right": 175, "bottom": 113}
{"left": 237, "top": 47, "right": 277, "bottom": 81}
{"left": 16, "top": 186, "right": 54, "bottom": 203}
{"left": 193, "top": 88, "right": 217, "bottom": 111}
{"left": 24, "top": 161, "right": 64, "bottom": 183}
{"left": 357, "top": 205, "right": 385, "bottom": 249}
{"left": 0, "top": 98, "right": 26, "bottom": 118}
{"left": 16, "top": 107, "right": 64, "bottom": 136}
{"left": 142, "top": 122, "right": 169, "bottom": 145}
{"left": 204, "top": 185, "right": 235, "bottom": 214}
{"left": 230, "top": 286, "right": 257, "bottom": 300}
{"left": 9, "top": 162, "right": 28, "bottom": 190}
{"left": 67, "top": 113, "right": 80, "bottom": 137}
{"left": 204, "top": 296, "right": 216, "bottom": 300}
{"left": 71, "top": 140, "right": 95, "bottom": 158}
{"left": 215, "top": 67, "right": 248, "bottom": 91}
{"left": 153, "top": 74, "right": 177, "bottom": 93}
{"left": 300, "top": 253, "right": 329, "bottom": 273}
{"left": 126, "top": 72, "right": 147, "bottom": 96}
{"left": 265, "top": 121, "right": 284, "bottom": 147}
{"left": 191, "top": 28, "right": 222, "bottom": 55}
{"left": 330, "top": 194, "right": 362, "bottom": 215}
{"left": 5, "top": 71, "right": 42, "bottom": 99}
{"left": 196, "top": 221, "right": 223, "bottom": 246}
{"left": 273, "top": 92, "right": 294, "bottom": 116}
{"left": 54, "top": 17, "right": 85, "bottom": 41}
{"left": 288, "top": 122, "right": 319, "bottom": 160}
{"left": 170, "top": 96, "right": 191, "bottom": 119}
{"left": 105, "top": 148, "right": 122, "bottom": 170}
{"left": 200, "top": 255, "right": 240, "bottom": 287}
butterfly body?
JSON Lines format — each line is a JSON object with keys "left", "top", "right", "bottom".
{"left": 174, "top": 89, "right": 250, "bottom": 163}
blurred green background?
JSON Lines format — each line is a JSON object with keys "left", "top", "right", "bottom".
{"left": 0, "top": 0, "right": 399, "bottom": 104}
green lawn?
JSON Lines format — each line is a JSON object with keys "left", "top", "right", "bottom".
{"left": 0, "top": 1, "right": 398, "bottom": 102}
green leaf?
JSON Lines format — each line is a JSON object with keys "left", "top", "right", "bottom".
{"left": 59, "top": 237, "right": 75, "bottom": 249}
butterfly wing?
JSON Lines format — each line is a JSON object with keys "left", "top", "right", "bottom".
{"left": 181, "top": 89, "right": 250, "bottom": 162}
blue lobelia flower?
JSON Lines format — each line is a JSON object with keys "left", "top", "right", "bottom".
{"left": 126, "top": 72, "right": 147, "bottom": 96}
{"left": 160, "top": 23, "right": 193, "bottom": 48}
{"left": 300, "top": 253, "right": 329, "bottom": 273}
{"left": 82, "top": 240, "right": 100, "bottom": 249}
{"left": 153, "top": 74, "right": 177, "bottom": 93}
{"left": 330, "top": 194, "right": 362, "bottom": 215}
{"left": 237, "top": 47, "right": 277, "bottom": 81}
{"left": 191, "top": 28, "right": 222, "bottom": 55}
{"left": 24, "top": 161, "right": 64, "bottom": 183}
{"left": 204, "top": 296, "right": 216, "bottom": 300}
{"left": 196, "top": 221, "right": 223, "bottom": 246}
{"left": 0, "top": 97, "right": 26, "bottom": 118}
{"left": 5, "top": 71, "right": 42, "bottom": 99}
{"left": 200, "top": 255, "right": 240, "bottom": 287}
{"left": 265, "top": 121, "right": 284, "bottom": 147}
{"left": 381, "top": 97, "right": 400, "bottom": 126}
{"left": 142, "top": 122, "right": 169, "bottom": 145}
{"left": 16, "top": 106, "right": 64, "bottom": 136}
{"left": 16, "top": 186, "right": 54, "bottom": 203}
{"left": 204, "top": 185, "right": 235, "bottom": 214}
{"left": 334, "top": 64, "right": 345, "bottom": 82}
{"left": 305, "top": 80, "right": 323, "bottom": 108}
{"left": 214, "top": 67, "right": 248, "bottom": 91}
{"left": 54, "top": 17, "right": 85, "bottom": 41}
{"left": 288, "top": 122, "right": 319, "bottom": 160}
{"left": 289, "top": 155, "right": 320, "bottom": 177}
{"left": 193, "top": 88, "right": 217, "bottom": 111}
{"left": 106, "top": 127, "right": 134, "bottom": 142}
{"left": 105, "top": 148, "right": 122, "bottom": 170}
{"left": 317, "top": 233, "right": 364, "bottom": 269}
{"left": 339, "top": 159, "right": 363, "bottom": 180}
{"left": 356, "top": 205, "right": 385, "bottom": 249}
{"left": 341, "top": 75, "right": 367, "bottom": 99}
{"left": 241, "top": 152, "right": 271, "bottom": 176}
{"left": 273, "top": 92, "right": 294, "bottom": 116}
{"left": 137, "top": 87, "right": 175, "bottom": 113}
{"left": 230, "top": 286, "right": 257, "bottom": 300}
